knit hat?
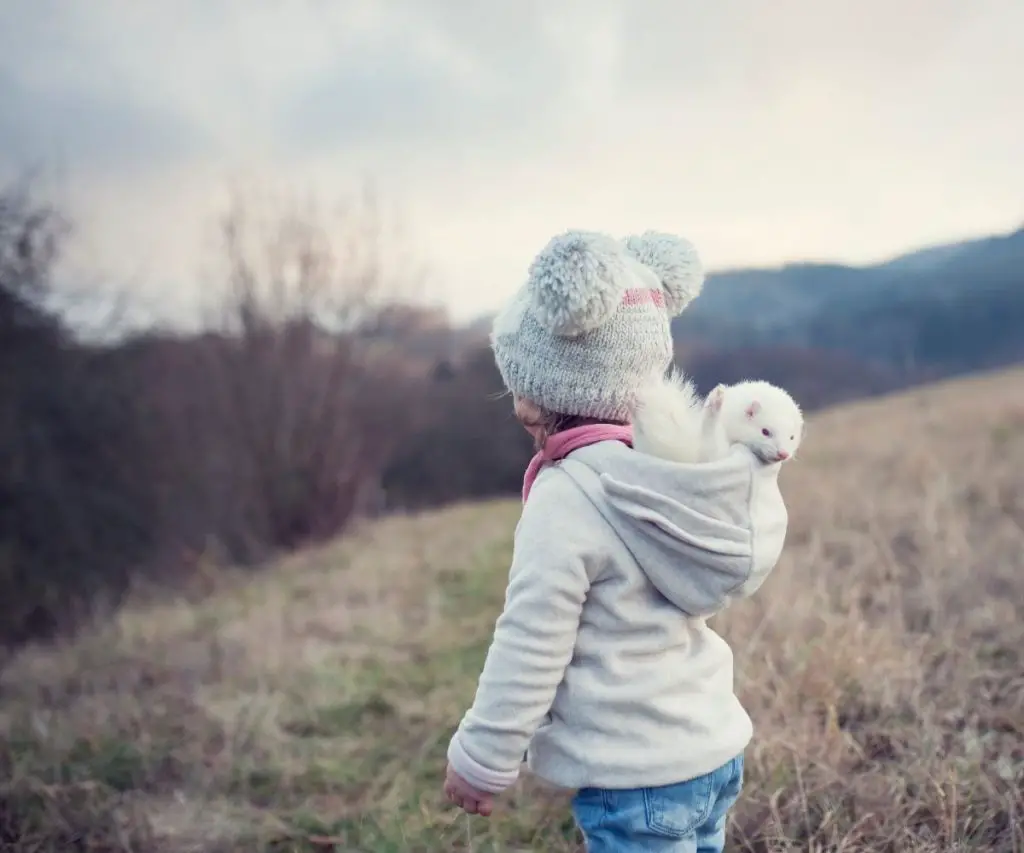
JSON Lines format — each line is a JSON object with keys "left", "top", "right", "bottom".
{"left": 491, "top": 229, "right": 705, "bottom": 421}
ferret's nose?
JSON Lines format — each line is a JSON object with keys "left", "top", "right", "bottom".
{"left": 776, "top": 450, "right": 790, "bottom": 461}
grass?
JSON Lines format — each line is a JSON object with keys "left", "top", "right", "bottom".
{"left": 2, "top": 366, "right": 1024, "bottom": 852}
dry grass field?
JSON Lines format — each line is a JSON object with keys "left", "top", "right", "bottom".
{"left": 2, "top": 367, "right": 1023, "bottom": 852}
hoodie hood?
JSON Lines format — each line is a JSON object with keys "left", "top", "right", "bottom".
{"left": 556, "top": 440, "right": 789, "bottom": 617}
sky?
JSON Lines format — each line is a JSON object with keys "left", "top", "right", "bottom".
{"left": 2, "top": 0, "right": 1022, "bottom": 328}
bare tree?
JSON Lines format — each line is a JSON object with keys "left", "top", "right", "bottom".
{"left": 147, "top": 185, "right": 432, "bottom": 562}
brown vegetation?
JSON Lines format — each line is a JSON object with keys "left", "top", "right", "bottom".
{"left": 1, "top": 367, "right": 1022, "bottom": 851}
{"left": 0, "top": 184, "right": 431, "bottom": 647}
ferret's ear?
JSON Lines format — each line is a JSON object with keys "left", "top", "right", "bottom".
{"left": 745, "top": 400, "right": 761, "bottom": 418}
{"left": 622, "top": 231, "right": 704, "bottom": 317}
{"left": 705, "top": 384, "right": 726, "bottom": 412}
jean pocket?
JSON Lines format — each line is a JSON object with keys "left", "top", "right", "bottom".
{"left": 642, "top": 773, "right": 715, "bottom": 838}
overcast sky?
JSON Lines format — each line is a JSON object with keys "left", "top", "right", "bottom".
{"left": 2, "top": 0, "right": 1022, "bottom": 326}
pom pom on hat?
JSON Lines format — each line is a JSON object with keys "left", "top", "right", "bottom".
{"left": 491, "top": 226, "right": 696, "bottom": 421}
{"left": 623, "top": 231, "right": 704, "bottom": 316}
{"left": 527, "top": 230, "right": 633, "bottom": 337}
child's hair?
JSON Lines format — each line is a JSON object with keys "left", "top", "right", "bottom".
{"left": 517, "top": 405, "right": 628, "bottom": 451}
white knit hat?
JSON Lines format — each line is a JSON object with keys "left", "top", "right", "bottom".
{"left": 491, "top": 229, "right": 705, "bottom": 421}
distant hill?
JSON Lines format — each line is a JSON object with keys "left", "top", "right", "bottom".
{"left": 671, "top": 225, "right": 1024, "bottom": 376}
{"left": 676, "top": 343, "right": 926, "bottom": 411}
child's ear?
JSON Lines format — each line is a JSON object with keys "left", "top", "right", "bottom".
{"left": 745, "top": 400, "right": 761, "bottom": 418}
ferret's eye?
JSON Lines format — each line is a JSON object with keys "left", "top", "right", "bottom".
{"left": 761, "top": 427, "right": 772, "bottom": 437}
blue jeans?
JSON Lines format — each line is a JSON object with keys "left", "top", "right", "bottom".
{"left": 571, "top": 755, "right": 744, "bottom": 853}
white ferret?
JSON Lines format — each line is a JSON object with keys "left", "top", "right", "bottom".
{"left": 632, "top": 372, "right": 805, "bottom": 465}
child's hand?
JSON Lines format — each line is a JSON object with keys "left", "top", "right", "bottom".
{"left": 443, "top": 762, "right": 494, "bottom": 817}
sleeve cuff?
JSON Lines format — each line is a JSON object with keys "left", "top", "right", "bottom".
{"left": 446, "top": 732, "right": 521, "bottom": 795}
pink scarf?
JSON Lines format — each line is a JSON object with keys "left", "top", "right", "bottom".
{"left": 522, "top": 423, "right": 633, "bottom": 503}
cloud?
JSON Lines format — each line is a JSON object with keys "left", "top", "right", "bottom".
{"left": 0, "top": 68, "right": 208, "bottom": 174}
{"left": 0, "top": 0, "right": 1021, "bottom": 324}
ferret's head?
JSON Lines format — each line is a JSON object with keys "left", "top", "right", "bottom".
{"left": 720, "top": 381, "right": 804, "bottom": 464}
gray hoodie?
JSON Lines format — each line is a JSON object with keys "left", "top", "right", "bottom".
{"left": 446, "top": 439, "right": 789, "bottom": 793}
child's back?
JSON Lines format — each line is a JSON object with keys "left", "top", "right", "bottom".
{"left": 454, "top": 437, "right": 786, "bottom": 793}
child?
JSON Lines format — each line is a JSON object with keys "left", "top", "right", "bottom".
{"left": 442, "top": 230, "right": 789, "bottom": 852}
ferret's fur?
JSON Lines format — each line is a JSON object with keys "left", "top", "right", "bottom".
{"left": 631, "top": 371, "right": 706, "bottom": 464}
{"left": 632, "top": 373, "right": 805, "bottom": 465}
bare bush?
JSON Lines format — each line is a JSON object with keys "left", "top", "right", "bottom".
{"left": 142, "top": 188, "right": 431, "bottom": 564}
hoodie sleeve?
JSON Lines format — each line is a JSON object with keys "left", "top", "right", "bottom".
{"left": 446, "top": 471, "right": 596, "bottom": 794}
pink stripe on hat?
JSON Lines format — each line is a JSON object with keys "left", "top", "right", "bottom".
{"left": 621, "top": 288, "right": 665, "bottom": 308}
